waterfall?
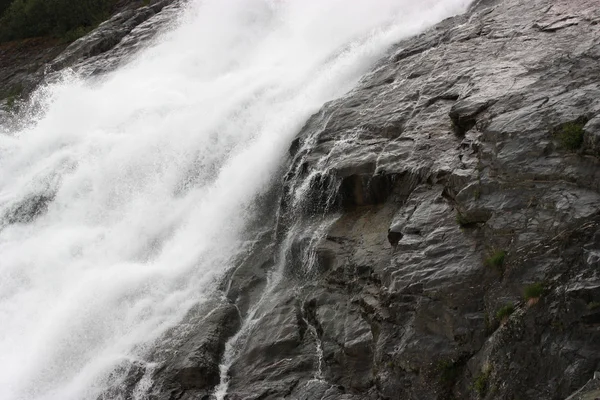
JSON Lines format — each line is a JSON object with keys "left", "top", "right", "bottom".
{"left": 0, "top": 0, "right": 472, "bottom": 399}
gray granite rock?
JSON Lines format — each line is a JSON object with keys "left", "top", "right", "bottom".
{"left": 219, "top": 0, "right": 600, "bottom": 399}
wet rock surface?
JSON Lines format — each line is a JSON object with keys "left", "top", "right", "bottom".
{"left": 99, "top": 300, "right": 241, "bottom": 400}
{"left": 216, "top": 0, "right": 600, "bottom": 398}
{"left": 146, "top": 301, "right": 242, "bottom": 400}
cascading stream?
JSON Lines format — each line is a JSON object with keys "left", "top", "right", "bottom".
{"left": 0, "top": 1, "right": 472, "bottom": 399}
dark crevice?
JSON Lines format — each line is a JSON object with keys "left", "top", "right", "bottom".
{"left": 387, "top": 230, "right": 404, "bottom": 246}
{"left": 449, "top": 100, "right": 494, "bottom": 137}
{"left": 425, "top": 93, "right": 460, "bottom": 108}
{"left": 289, "top": 136, "right": 301, "bottom": 157}
{"left": 338, "top": 172, "right": 398, "bottom": 209}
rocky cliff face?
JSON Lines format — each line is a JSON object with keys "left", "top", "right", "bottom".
{"left": 213, "top": 0, "right": 600, "bottom": 398}
{"left": 3, "top": 0, "right": 600, "bottom": 399}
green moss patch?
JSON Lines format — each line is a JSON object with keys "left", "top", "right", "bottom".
{"left": 473, "top": 366, "right": 492, "bottom": 397}
{"left": 495, "top": 303, "right": 514, "bottom": 322}
{"left": 524, "top": 282, "right": 544, "bottom": 301}
{"left": 552, "top": 118, "right": 588, "bottom": 151}
{"left": 484, "top": 250, "right": 506, "bottom": 269}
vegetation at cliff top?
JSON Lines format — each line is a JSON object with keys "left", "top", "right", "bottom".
{"left": 0, "top": 0, "right": 117, "bottom": 43}
{"left": 0, "top": 0, "right": 12, "bottom": 16}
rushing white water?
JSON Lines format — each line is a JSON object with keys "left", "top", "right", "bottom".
{"left": 0, "top": 1, "right": 472, "bottom": 399}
